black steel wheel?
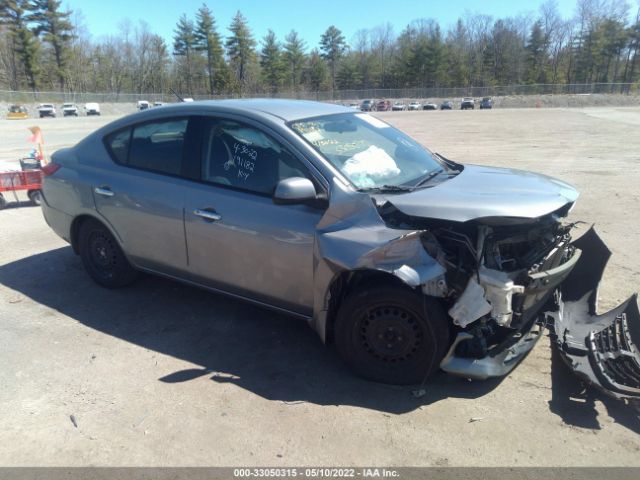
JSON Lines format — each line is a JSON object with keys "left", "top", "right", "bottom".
{"left": 335, "top": 284, "right": 450, "bottom": 385}
{"left": 78, "top": 218, "right": 138, "bottom": 288}
{"left": 27, "top": 189, "right": 42, "bottom": 206}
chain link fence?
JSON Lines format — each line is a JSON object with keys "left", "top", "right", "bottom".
{"left": 1, "top": 82, "right": 637, "bottom": 104}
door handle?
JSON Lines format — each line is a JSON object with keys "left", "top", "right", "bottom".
{"left": 193, "top": 209, "right": 222, "bottom": 222}
{"left": 94, "top": 186, "right": 114, "bottom": 197}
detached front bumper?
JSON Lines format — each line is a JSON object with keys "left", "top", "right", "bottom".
{"left": 550, "top": 228, "right": 640, "bottom": 400}
{"left": 440, "top": 227, "right": 640, "bottom": 400}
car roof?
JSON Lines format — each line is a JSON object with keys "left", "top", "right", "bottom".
{"left": 178, "top": 98, "right": 353, "bottom": 122}
{"left": 120, "top": 98, "right": 353, "bottom": 122}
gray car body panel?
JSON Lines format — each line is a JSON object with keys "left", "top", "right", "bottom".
{"left": 41, "top": 99, "right": 640, "bottom": 397}
{"left": 386, "top": 164, "right": 579, "bottom": 222}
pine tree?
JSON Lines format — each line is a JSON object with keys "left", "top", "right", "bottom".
{"left": 283, "top": 30, "right": 306, "bottom": 91}
{"left": 173, "top": 14, "right": 197, "bottom": 95}
{"left": 225, "top": 10, "right": 256, "bottom": 93}
{"left": 30, "top": 0, "right": 73, "bottom": 90}
{"left": 194, "top": 4, "right": 224, "bottom": 96}
{"left": 306, "top": 48, "right": 328, "bottom": 91}
{"left": 336, "top": 55, "right": 360, "bottom": 89}
{"left": 525, "top": 21, "right": 548, "bottom": 84}
{"left": 319, "top": 25, "right": 346, "bottom": 90}
{"left": 0, "top": 0, "right": 40, "bottom": 91}
{"left": 260, "top": 29, "right": 285, "bottom": 93}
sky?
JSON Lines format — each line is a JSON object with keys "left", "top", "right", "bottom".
{"left": 72, "top": 0, "right": 579, "bottom": 47}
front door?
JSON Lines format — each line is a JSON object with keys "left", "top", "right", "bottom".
{"left": 183, "top": 117, "right": 325, "bottom": 314}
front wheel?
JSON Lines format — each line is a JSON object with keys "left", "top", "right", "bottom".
{"left": 78, "top": 218, "right": 138, "bottom": 288}
{"left": 0, "top": 193, "right": 6, "bottom": 210}
{"left": 335, "top": 284, "right": 450, "bottom": 385}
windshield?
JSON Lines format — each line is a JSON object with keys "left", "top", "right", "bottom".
{"left": 289, "top": 113, "right": 445, "bottom": 190}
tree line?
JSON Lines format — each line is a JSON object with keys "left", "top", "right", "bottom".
{"left": 1, "top": 0, "right": 639, "bottom": 97}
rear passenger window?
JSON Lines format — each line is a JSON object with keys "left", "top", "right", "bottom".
{"left": 128, "top": 119, "right": 188, "bottom": 175}
{"left": 105, "top": 129, "right": 131, "bottom": 164}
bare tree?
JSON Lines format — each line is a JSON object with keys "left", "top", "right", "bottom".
{"left": 371, "top": 22, "right": 394, "bottom": 87}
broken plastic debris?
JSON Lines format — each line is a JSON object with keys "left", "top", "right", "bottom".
{"left": 448, "top": 277, "right": 492, "bottom": 328}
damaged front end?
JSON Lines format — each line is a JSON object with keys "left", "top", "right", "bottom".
{"left": 377, "top": 201, "right": 640, "bottom": 399}
{"left": 313, "top": 174, "right": 639, "bottom": 399}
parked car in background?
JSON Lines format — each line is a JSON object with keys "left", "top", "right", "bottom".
{"left": 392, "top": 101, "right": 407, "bottom": 111}
{"left": 85, "top": 103, "right": 101, "bottom": 116}
{"left": 480, "top": 97, "right": 493, "bottom": 109}
{"left": 7, "top": 104, "right": 28, "bottom": 120}
{"left": 137, "top": 100, "right": 150, "bottom": 111}
{"left": 408, "top": 101, "right": 422, "bottom": 111}
{"left": 37, "top": 104, "right": 56, "bottom": 118}
{"left": 62, "top": 103, "right": 79, "bottom": 117}
{"left": 376, "top": 99, "right": 392, "bottom": 111}
{"left": 461, "top": 97, "right": 475, "bottom": 110}
{"left": 360, "top": 99, "right": 376, "bottom": 111}
{"left": 153, "top": 102, "right": 165, "bottom": 108}
{"left": 40, "top": 99, "right": 640, "bottom": 398}
{"left": 423, "top": 101, "right": 438, "bottom": 110}
{"left": 440, "top": 100, "right": 453, "bottom": 110}
{"left": 183, "top": 98, "right": 195, "bottom": 102}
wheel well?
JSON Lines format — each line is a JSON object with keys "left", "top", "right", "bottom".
{"left": 69, "top": 214, "right": 99, "bottom": 254}
{"left": 324, "top": 269, "right": 408, "bottom": 344}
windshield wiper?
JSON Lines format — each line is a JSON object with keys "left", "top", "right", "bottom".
{"left": 413, "top": 168, "right": 444, "bottom": 188}
{"left": 357, "top": 184, "right": 414, "bottom": 193}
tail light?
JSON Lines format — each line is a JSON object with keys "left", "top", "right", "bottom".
{"left": 42, "top": 163, "right": 61, "bottom": 176}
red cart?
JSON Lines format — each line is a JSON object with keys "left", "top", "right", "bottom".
{"left": 0, "top": 160, "right": 43, "bottom": 209}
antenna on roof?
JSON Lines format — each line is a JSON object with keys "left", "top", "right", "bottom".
{"left": 169, "top": 88, "right": 185, "bottom": 102}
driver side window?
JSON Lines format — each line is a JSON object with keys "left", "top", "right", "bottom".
{"left": 201, "top": 118, "right": 309, "bottom": 195}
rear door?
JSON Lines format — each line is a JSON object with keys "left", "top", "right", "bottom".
{"left": 95, "top": 117, "right": 195, "bottom": 274}
{"left": 183, "top": 116, "right": 327, "bottom": 314}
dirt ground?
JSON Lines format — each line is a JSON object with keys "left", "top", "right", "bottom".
{"left": 0, "top": 107, "right": 639, "bottom": 467}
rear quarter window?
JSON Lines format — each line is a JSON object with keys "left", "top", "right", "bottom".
{"left": 105, "top": 128, "right": 131, "bottom": 165}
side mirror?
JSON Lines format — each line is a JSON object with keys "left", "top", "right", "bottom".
{"left": 273, "top": 177, "right": 319, "bottom": 206}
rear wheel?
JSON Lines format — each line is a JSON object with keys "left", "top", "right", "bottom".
{"left": 27, "top": 189, "right": 42, "bottom": 206}
{"left": 0, "top": 193, "right": 6, "bottom": 210}
{"left": 78, "top": 218, "right": 138, "bottom": 288}
{"left": 335, "top": 284, "right": 450, "bottom": 385}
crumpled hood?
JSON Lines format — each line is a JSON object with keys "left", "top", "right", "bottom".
{"left": 387, "top": 164, "right": 579, "bottom": 222}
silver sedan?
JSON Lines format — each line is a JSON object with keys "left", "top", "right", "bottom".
{"left": 41, "top": 99, "right": 640, "bottom": 396}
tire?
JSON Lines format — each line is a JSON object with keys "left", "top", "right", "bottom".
{"left": 78, "top": 218, "right": 138, "bottom": 288}
{"left": 335, "top": 284, "right": 450, "bottom": 385}
{"left": 0, "top": 193, "right": 6, "bottom": 210}
{"left": 27, "top": 189, "right": 42, "bottom": 206}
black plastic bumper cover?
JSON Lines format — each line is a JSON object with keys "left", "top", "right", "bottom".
{"left": 550, "top": 227, "right": 640, "bottom": 400}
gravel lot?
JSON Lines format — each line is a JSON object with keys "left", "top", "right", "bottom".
{"left": 0, "top": 107, "right": 639, "bottom": 467}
